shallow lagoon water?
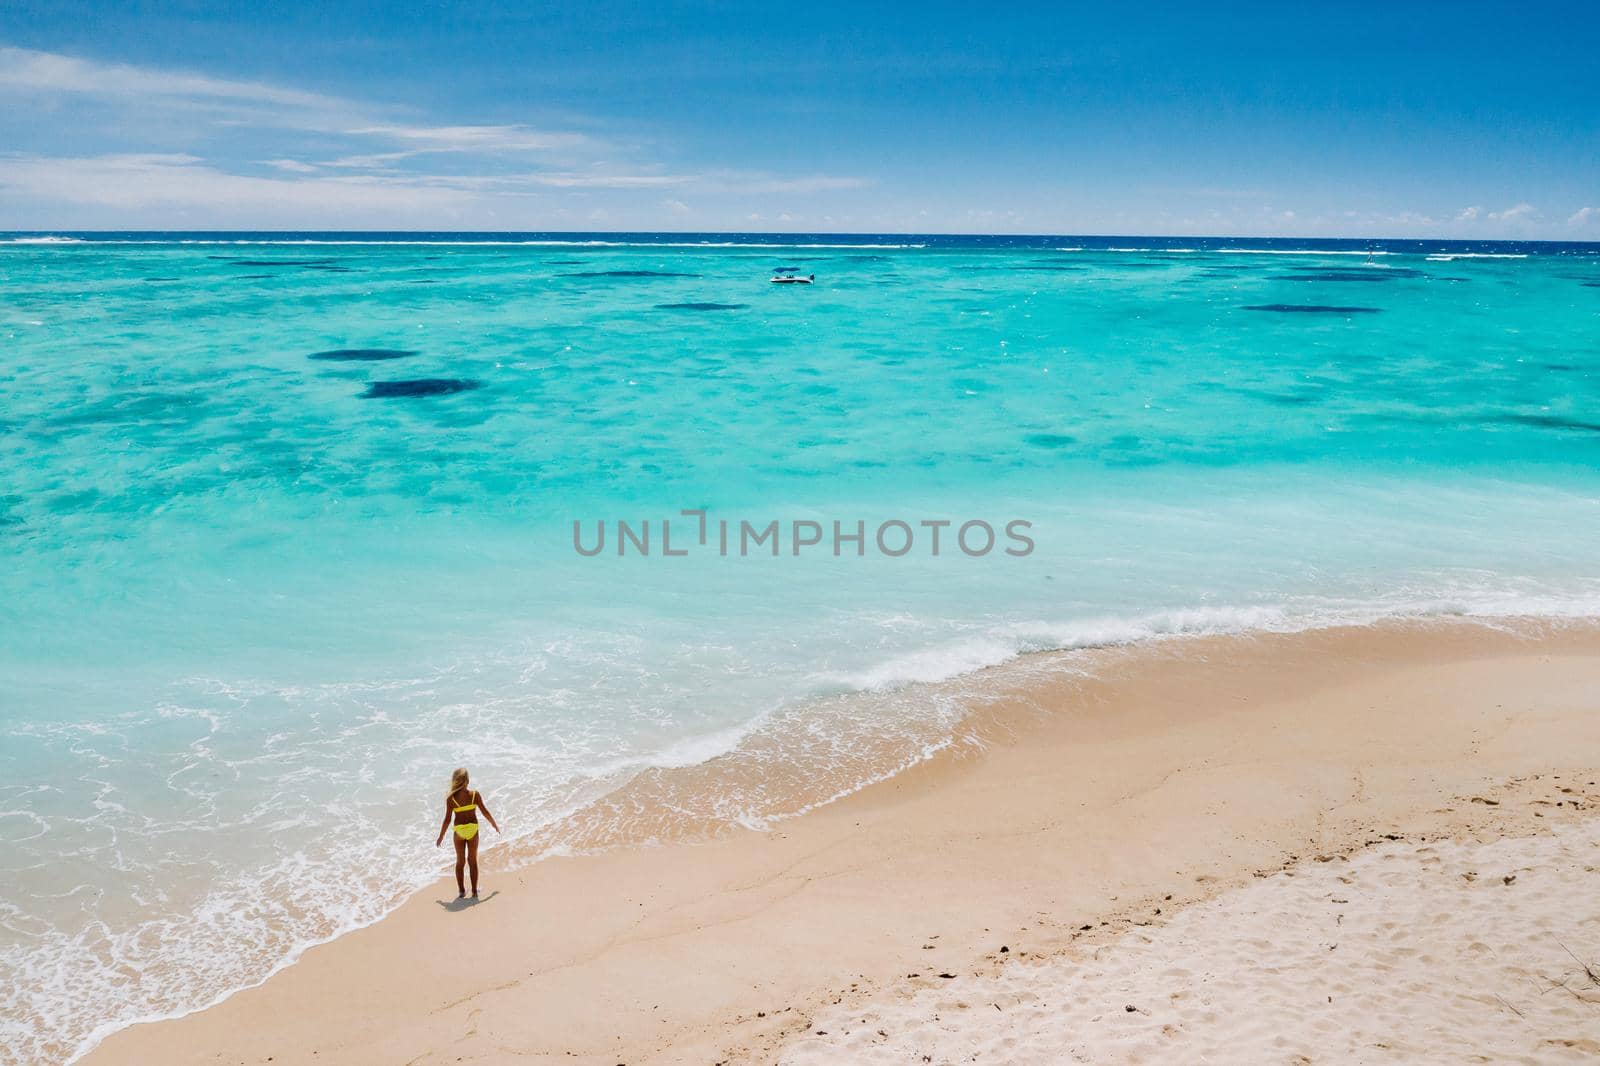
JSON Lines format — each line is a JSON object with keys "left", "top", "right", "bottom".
{"left": 1, "top": 232, "right": 1598, "bottom": 1061}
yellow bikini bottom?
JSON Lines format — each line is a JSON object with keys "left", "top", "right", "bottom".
{"left": 454, "top": 823, "right": 478, "bottom": 841}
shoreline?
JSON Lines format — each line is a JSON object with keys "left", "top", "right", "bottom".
{"left": 82, "top": 617, "right": 1600, "bottom": 1064}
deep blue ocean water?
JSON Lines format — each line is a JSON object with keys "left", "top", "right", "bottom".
{"left": 2, "top": 232, "right": 1598, "bottom": 1061}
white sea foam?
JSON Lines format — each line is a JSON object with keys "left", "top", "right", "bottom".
{"left": 820, "top": 596, "right": 1600, "bottom": 694}
{"left": 1052, "top": 246, "right": 1396, "bottom": 257}
{"left": 1224, "top": 248, "right": 1393, "bottom": 256}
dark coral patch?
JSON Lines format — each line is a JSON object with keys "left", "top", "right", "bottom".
{"left": 1497, "top": 413, "right": 1600, "bottom": 433}
{"left": 361, "top": 378, "right": 481, "bottom": 399}
{"left": 1242, "top": 304, "right": 1382, "bottom": 314}
{"left": 309, "top": 349, "right": 417, "bottom": 361}
{"left": 1275, "top": 272, "right": 1391, "bottom": 283}
{"left": 656, "top": 302, "right": 749, "bottom": 311}
{"left": 1275, "top": 267, "right": 1421, "bottom": 282}
{"left": 558, "top": 270, "right": 701, "bottom": 278}
{"left": 211, "top": 257, "right": 340, "bottom": 267}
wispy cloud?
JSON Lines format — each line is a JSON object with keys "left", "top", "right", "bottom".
{"left": 0, "top": 46, "right": 599, "bottom": 156}
{"left": 1566, "top": 206, "right": 1596, "bottom": 227}
{"left": 703, "top": 172, "right": 869, "bottom": 194}
{"left": 1447, "top": 203, "right": 1543, "bottom": 231}
{"left": 0, "top": 152, "right": 868, "bottom": 219}
{"left": 323, "top": 126, "right": 601, "bottom": 168}
{"left": 463, "top": 169, "right": 868, "bottom": 193}
{"left": 1487, "top": 202, "right": 1536, "bottom": 223}
{"left": 260, "top": 158, "right": 320, "bottom": 174}
{"left": 0, "top": 153, "right": 473, "bottom": 216}
{"left": 0, "top": 44, "right": 871, "bottom": 226}
{"left": 0, "top": 45, "right": 345, "bottom": 112}
{"left": 346, "top": 125, "right": 595, "bottom": 151}
{"left": 525, "top": 172, "right": 690, "bottom": 188}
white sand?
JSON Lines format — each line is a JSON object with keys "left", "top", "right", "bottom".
{"left": 784, "top": 818, "right": 1600, "bottom": 1065}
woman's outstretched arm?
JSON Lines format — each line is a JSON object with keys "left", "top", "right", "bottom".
{"left": 435, "top": 799, "right": 452, "bottom": 847}
{"left": 476, "top": 791, "right": 501, "bottom": 833}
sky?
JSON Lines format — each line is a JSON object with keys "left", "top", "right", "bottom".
{"left": 0, "top": 1, "right": 1596, "bottom": 236}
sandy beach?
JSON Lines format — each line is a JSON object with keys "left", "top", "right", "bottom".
{"left": 82, "top": 619, "right": 1600, "bottom": 1064}
{"left": 10, "top": 12, "right": 1600, "bottom": 1064}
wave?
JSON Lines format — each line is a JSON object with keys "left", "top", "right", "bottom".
{"left": 1223, "top": 248, "right": 1392, "bottom": 256}
{"left": 1426, "top": 253, "right": 1530, "bottom": 261}
{"left": 1052, "top": 247, "right": 1394, "bottom": 257}
{"left": 820, "top": 596, "right": 1600, "bottom": 692}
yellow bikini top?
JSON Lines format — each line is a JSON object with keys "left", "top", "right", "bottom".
{"left": 452, "top": 791, "right": 477, "bottom": 813}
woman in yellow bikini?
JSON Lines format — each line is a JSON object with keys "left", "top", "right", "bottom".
{"left": 434, "top": 767, "right": 500, "bottom": 899}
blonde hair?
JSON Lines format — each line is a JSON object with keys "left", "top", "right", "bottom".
{"left": 448, "top": 767, "right": 470, "bottom": 799}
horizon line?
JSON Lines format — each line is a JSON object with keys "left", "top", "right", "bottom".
{"left": 4, "top": 229, "right": 1600, "bottom": 246}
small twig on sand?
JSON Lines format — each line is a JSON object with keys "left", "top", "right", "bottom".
{"left": 1557, "top": 941, "right": 1600, "bottom": 987}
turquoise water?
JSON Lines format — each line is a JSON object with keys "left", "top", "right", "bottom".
{"left": 2, "top": 233, "right": 1598, "bottom": 1061}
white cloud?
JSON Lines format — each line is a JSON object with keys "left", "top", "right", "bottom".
{"left": 0, "top": 45, "right": 346, "bottom": 112}
{"left": 0, "top": 153, "right": 472, "bottom": 215}
{"left": 0, "top": 46, "right": 597, "bottom": 158}
{"left": 1568, "top": 206, "right": 1598, "bottom": 227}
{"left": 0, "top": 152, "right": 870, "bottom": 218}
{"left": 326, "top": 126, "right": 601, "bottom": 168}
{"left": 507, "top": 170, "right": 865, "bottom": 193}
{"left": 698, "top": 171, "right": 869, "bottom": 194}
{"left": 1455, "top": 206, "right": 1482, "bottom": 222}
{"left": 523, "top": 172, "right": 691, "bottom": 188}
{"left": 0, "top": 45, "right": 874, "bottom": 226}
{"left": 346, "top": 125, "right": 593, "bottom": 151}
{"left": 1488, "top": 202, "right": 1536, "bottom": 223}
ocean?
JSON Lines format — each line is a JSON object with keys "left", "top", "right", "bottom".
{"left": 2, "top": 231, "right": 1597, "bottom": 1062}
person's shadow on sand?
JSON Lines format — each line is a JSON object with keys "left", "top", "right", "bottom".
{"left": 436, "top": 890, "right": 501, "bottom": 913}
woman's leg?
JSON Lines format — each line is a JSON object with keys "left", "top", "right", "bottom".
{"left": 453, "top": 834, "right": 467, "bottom": 896}
{"left": 467, "top": 834, "right": 480, "bottom": 896}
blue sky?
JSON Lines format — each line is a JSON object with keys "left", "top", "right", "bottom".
{"left": 1, "top": 1, "right": 1596, "bottom": 235}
